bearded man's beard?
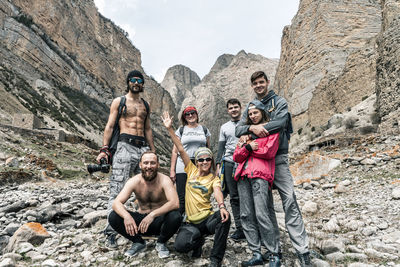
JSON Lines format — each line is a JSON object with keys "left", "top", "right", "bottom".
{"left": 142, "top": 168, "right": 157, "bottom": 181}
{"left": 129, "top": 85, "right": 143, "bottom": 94}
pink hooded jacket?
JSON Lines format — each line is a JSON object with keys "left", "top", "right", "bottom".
{"left": 233, "top": 133, "right": 280, "bottom": 187}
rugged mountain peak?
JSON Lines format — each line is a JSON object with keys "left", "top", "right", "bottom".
{"left": 161, "top": 64, "right": 200, "bottom": 108}
{"left": 202, "top": 54, "right": 234, "bottom": 83}
{"left": 179, "top": 51, "right": 279, "bottom": 148}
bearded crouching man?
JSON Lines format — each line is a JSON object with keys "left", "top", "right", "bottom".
{"left": 96, "top": 70, "right": 156, "bottom": 248}
{"left": 108, "top": 151, "right": 181, "bottom": 258}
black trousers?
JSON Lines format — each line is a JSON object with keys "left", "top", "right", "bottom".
{"left": 223, "top": 161, "right": 242, "bottom": 231}
{"left": 175, "top": 211, "right": 231, "bottom": 263}
{"left": 176, "top": 173, "right": 187, "bottom": 214}
{"left": 108, "top": 209, "right": 181, "bottom": 244}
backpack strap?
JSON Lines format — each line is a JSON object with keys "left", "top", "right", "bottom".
{"left": 116, "top": 96, "right": 126, "bottom": 123}
{"left": 179, "top": 125, "right": 209, "bottom": 147}
{"left": 141, "top": 98, "right": 150, "bottom": 121}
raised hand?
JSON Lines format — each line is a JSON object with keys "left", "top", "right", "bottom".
{"left": 161, "top": 111, "right": 173, "bottom": 129}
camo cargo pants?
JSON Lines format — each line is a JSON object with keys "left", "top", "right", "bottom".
{"left": 104, "top": 141, "right": 149, "bottom": 236}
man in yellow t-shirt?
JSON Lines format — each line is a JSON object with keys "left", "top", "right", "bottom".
{"left": 162, "top": 112, "right": 231, "bottom": 267}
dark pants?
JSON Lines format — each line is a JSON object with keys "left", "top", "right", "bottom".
{"left": 223, "top": 161, "right": 242, "bottom": 231}
{"left": 175, "top": 211, "right": 231, "bottom": 263}
{"left": 108, "top": 210, "right": 181, "bottom": 244}
{"left": 176, "top": 173, "right": 187, "bottom": 214}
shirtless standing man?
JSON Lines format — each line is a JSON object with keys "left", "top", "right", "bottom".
{"left": 96, "top": 70, "right": 156, "bottom": 248}
{"left": 108, "top": 151, "right": 181, "bottom": 258}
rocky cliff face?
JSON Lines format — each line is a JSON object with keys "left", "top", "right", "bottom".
{"left": 376, "top": 0, "right": 400, "bottom": 133}
{"left": 273, "top": 0, "right": 382, "bottom": 132}
{"left": 0, "top": 0, "right": 176, "bottom": 157}
{"left": 161, "top": 65, "right": 200, "bottom": 110}
{"left": 178, "top": 50, "right": 279, "bottom": 148}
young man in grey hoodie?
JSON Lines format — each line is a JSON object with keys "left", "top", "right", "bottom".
{"left": 235, "top": 71, "right": 311, "bottom": 267}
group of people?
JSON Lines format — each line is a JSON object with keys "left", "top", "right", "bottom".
{"left": 95, "top": 70, "right": 312, "bottom": 267}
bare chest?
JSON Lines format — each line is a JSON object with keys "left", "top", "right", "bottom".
{"left": 122, "top": 101, "right": 147, "bottom": 121}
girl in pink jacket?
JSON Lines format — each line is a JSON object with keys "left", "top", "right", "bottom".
{"left": 233, "top": 99, "right": 281, "bottom": 267}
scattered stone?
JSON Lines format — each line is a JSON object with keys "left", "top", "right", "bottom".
{"left": 0, "top": 201, "right": 28, "bottom": 213}
{"left": 6, "top": 222, "right": 50, "bottom": 253}
{"left": 392, "top": 187, "right": 400, "bottom": 199}
{"left": 312, "top": 258, "right": 330, "bottom": 267}
{"left": 302, "top": 201, "right": 318, "bottom": 214}
{"left": 4, "top": 223, "right": 20, "bottom": 236}
{"left": 82, "top": 210, "right": 107, "bottom": 227}
{"left": 41, "top": 259, "right": 59, "bottom": 267}
{"left": 323, "top": 218, "right": 340, "bottom": 232}
{"left": 334, "top": 183, "right": 348, "bottom": 193}
{"left": 320, "top": 238, "right": 345, "bottom": 254}
{"left": 0, "top": 258, "right": 15, "bottom": 267}
{"left": 362, "top": 226, "right": 377, "bottom": 236}
{"left": 5, "top": 157, "right": 19, "bottom": 167}
{"left": 165, "top": 260, "right": 184, "bottom": 267}
{"left": 325, "top": 251, "right": 345, "bottom": 261}
{"left": 1, "top": 253, "right": 22, "bottom": 261}
{"left": 321, "top": 183, "right": 336, "bottom": 189}
{"left": 360, "top": 158, "right": 376, "bottom": 165}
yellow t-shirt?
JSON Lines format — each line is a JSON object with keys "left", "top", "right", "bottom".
{"left": 184, "top": 161, "right": 221, "bottom": 224}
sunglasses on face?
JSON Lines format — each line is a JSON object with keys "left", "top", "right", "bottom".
{"left": 185, "top": 110, "right": 196, "bottom": 116}
{"left": 129, "top": 77, "right": 144, "bottom": 84}
{"left": 197, "top": 157, "right": 212, "bottom": 163}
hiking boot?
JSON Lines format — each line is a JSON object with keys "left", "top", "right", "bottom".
{"left": 241, "top": 252, "right": 263, "bottom": 266}
{"left": 124, "top": 242, "right": 146, "bottom": 257}
{"left": 297, "top": 252, "right": 312, "bottom": 267}
{"left": 191, "top": 237, "right": 205, "bottom": 258}
{"left": 230, "top": 229, "right": 246, "bottom": 240}
{"left": 105, "top": 234, "right": 118, "bottom": 249}
{"left": 155, "top": 242, "right": 170, "bottom": 259}
{"left": 268, "top": 255, "right": 281, "bottom": 267}
{"left": 262, "top": 251, "right": 283, "bottom": 261}
{"left": 209, "top": 258, "right": 222, "bottom": 267}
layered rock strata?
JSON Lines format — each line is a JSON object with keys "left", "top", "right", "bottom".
{"left": 376, "top": 0, "right": 400, "bottom": 133}
{"left": 0, "top": 0, "right": 176, "bottom": 156}
{"left": 273, "top": 0, "right": 382, "bottom": 132}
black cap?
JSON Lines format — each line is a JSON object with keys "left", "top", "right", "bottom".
{"left": 126, "top": 70, "right": 144, "bottom": 84}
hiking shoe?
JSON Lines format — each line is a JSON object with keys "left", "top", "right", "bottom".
{"left": 297, "top": 252, "right": 312, "bottom": 267}
{"left": 209, "top": 258, "right": 222, "bottom": 267}
{"left": 230, "top": 229, "right": 246, "bottom": 240}
{"left": 155, "top": 242, "right": 170, "bottom": 259}
{"left": 241, "top": 252, "right": 263, "bottom": 266}
{"left": 124, "top": 242, "right": 146, "bottom": 257}
{"left": 262, "top": 251, "right": 283, "bottom": 261}
{"left": 191, "top": 237, "right": 205, "bottom": 258}
{"left": 268, "top": 255, "right": 281, "bottom": 267}
{"left": 105, "top": 234, "right": 118, "bottom": 249}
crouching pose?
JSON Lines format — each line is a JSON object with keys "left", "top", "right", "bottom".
{"left": 162, "top": 111, "right": 231, "bottom": 267}
{"left": 233, "top": 100, "right": 280, "bottom": 267}
{"left": 108, "top": 151, "right": 181, "bottom": 259}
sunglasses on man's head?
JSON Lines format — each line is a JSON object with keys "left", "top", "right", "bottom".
{"left": 129, "top": 77, "right": 144, "bottom": 84}
{"left": 197, "top": 157, "right": 212, "bottom": 163}
{"left": 185, "top": 110, "right": 196, "bottom": 116}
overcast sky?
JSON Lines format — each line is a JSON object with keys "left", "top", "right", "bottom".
{"left": 94, "top": 0, "right": 300, "bottom": 82}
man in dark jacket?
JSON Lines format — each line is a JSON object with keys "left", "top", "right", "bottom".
{"left": 235, "top": 71, "right": 311, "bottom": 267}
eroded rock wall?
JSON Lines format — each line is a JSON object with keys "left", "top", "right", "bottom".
{"left": 274, "top": 0, "right": 382, "bottom": 131}
{"left": 0, "top": 0, "right": 175, "bottom": 156}
{"left": 376, "top": 0, "right": 400, "bottom": 133}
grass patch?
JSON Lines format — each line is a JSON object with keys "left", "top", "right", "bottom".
{"left": 59, "top": 169, "right": 87, "bottom": 180}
